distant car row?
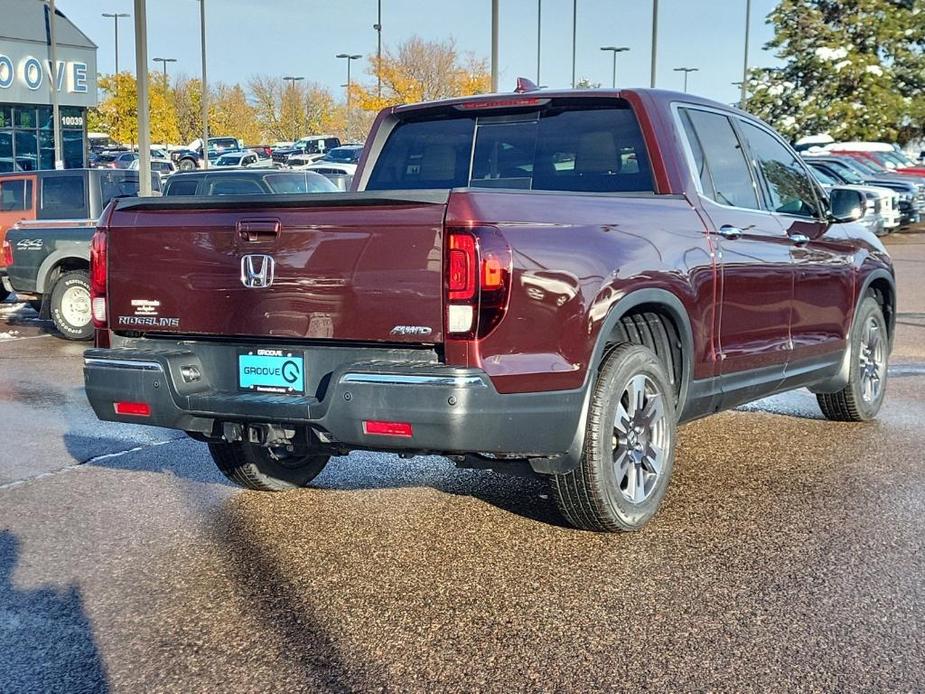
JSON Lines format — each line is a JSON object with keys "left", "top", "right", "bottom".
{"left": 800, "top": 141, "right": 925, "bottom": 235}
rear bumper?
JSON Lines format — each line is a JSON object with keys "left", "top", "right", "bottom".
{"left": 1, "top": 271, "right": 11, "bottom": 294}
{"left": 83, "top": 347, "right": 584, "bottom": 457}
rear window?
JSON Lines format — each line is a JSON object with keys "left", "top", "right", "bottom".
{"left": 39, "top": 175, "right": 87, "bottom": 219}
{"left": 207, "top": 177, "right": 265, "bottom": 195}
{"left": 366, "top": 100, "right": 653, "bottom": 193}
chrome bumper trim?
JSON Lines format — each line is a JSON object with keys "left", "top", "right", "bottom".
{"left": 83, "top": 358, "right": 163, "bottom": 371}
{"left": 340, "top": 373, "right": 487, "bottom": 387}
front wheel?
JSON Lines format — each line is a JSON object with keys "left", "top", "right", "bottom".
{"left": 49, "top": 270, "right": 93, "bottom": 340}
{"left": 817, "top": 296, "right": 889, "bottom": 421}
{"left": 549, "top": 343, "right": 677, "bottom": 532}
{"left": 178, "top": 158, "right": 197, "bottom": 171}
{"left": 208, "top": 442, "right": 330, "bottom": 491}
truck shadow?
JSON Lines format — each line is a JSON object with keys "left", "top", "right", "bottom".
{"left": 65, "top": 432, "right": 566, "bottom": 528}
{"left": 0, "top": 530, "right": 110, "bottom": 694}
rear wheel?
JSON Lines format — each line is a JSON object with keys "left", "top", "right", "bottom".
{"left": 49, "top": 270, "right": 92, "bottom": 340}
{"left": 817, "top": 296, "right": 888, "bottom": 421}
{"left": 178, "top": 158, "right": 197, "bottom": 171}
{"left": 549, "top": 343, "right": 677, "bottom": 532}
{"left": 208, "top": 442, "right": 330, "bottom": 491}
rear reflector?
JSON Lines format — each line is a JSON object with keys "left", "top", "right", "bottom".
{"left": 362, "top": 420, "right": 413, "bottom": 437}
{"left": 113, "top": 401, "right": 151, "bottom": 417}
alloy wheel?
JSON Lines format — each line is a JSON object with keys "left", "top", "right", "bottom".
{"left": 612, "top": 374, "right": 669, "bottom": 504}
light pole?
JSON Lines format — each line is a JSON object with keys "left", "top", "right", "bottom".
{"left": 335, "top": 54, "right": 361, "bottom": 111}
{"left": 571, "top": 0, "right": 577, "bottom": 88}
{"left": 373, "top": 0, "right": 382, "bottom": 99}
{"left": 133, "top": 0, "right": 151, "bottom": 194}
{"left": 152, "top": 57, "right": 176, "bottom": 86}
{"left": 198, "top": 0, "right": 208, "bottom": 168}
{"left": 650, "top": 0, "right": 658, "bottom": 87}
{"left": 101, "top": 12, "right": 129, "bottom": 75}
{"left": 491, "top": 0, "right": 499, "bottom": 91}
{"left": 741, "top": 0, "right": 751, "bottom": 110}
{"left": 600, "top": 46, "right": 629, "bottom": 89}
{"left": 673, "top": 66, "right": 698, "bottom": 92}
{"left": 47, "top": 0, "right": 63, "bottom": 169}
{"left": 536, "top": 0, "right": 542, "bottom": 85}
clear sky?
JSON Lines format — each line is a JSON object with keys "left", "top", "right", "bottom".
{"left": 56, "top": 0, "right": 781, "bottom": 105}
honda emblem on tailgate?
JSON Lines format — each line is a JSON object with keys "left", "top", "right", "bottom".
{"left": 241, "top": 254, "right": 275, "bottom": 288}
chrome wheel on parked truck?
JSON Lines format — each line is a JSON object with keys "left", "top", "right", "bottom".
{"left": 550, "top": 343, "right": 677, "bottom": 532}
{"left": 817, "top": 296, "right": 889, "bottom": 421}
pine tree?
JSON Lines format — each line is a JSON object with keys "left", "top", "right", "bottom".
{"left": 746, "top": 0, "right": 925, "bottom": 143}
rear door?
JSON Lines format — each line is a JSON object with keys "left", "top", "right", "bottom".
{"left": 105, "top": 193, "right": 448, "bottom": 343}
{"left": 677, "top": 105, "right": 793, "bottom": 382}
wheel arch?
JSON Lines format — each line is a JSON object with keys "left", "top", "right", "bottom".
{"left": 862, "top": 269, "right": 896, "bottom": 343}
{"left": 533, "top": 288, "right": 694, "bottom": 476}
{"left": 36, "top": 251, "right": 90, "bottom": 294}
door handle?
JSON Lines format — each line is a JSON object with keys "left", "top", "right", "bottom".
{"left": 716, "top": 225, "right": 742, "bottom": 240}
{"left": 790, "top": 233, "right": 810, "bottom": 246}
{"left": 236, "top": 219, "right": 280, "bottom": 242}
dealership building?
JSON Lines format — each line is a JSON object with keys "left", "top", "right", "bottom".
{"left": 0, "top": 0, "right": 98, "bottom": 171}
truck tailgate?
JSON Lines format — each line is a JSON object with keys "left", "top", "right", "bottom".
{"left": 105, "top": 192, "right": 447, "bottom": 343}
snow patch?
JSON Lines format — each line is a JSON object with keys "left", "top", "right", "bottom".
{"left": 0, "top": 330, "right": 21, "bottom": 340}
{"left": 815, "top": 46, "right": 848, "bottom": 61}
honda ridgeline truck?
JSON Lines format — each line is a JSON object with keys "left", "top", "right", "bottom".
{"left": 83, "top": 89, "right": 895, "bottom": 532}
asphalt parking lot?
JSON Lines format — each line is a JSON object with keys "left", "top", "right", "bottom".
{"left": 1, "top": 235, "right": 924, "bottom": 692}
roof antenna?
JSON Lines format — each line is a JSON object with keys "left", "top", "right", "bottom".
{"left": 514, "top": 77, "right": 540, "bottom": 93}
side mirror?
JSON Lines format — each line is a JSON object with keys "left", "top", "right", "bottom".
{"left": 829, "top": 188, "right": 865, "bottom": 223}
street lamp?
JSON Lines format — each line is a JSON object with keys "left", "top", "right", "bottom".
{"left": 283, "top": 75, "right": 304, "bottom": 90}
{"left": 741, "top": 0, "right": 752, "bottom": 110}
{"left": 335, "top": 54, "right": 361, "bottom": 111}
{"left": 133, "top": 0, "right": 151, "bottom": 194}
{"left": 536, "top": 0, "right": 542, "bottom": 85}
{"left": 650, "top": 0, "right": 658, "bottom": 87}
{"left": 600, "top": 46, "right": 629, "bottom": 89}
{"left": 101, "top": 12, "right": 130, "bottom": 75}
{"left": 152, "top": 57, "right": 176, "bottom": 85}
{"left": 491, "top": 0, "right": 499, "bottom": 91}
{"left": 571, "top": 0, "right": 577, "bottom": 88}
{"left": 673, "top": 66, "right": 699, "bottom": 92}
{"left": 197, "top": 0, "right": 208, "bottom": 169}
{"left": 373, "top": 0, "right": 382, "bottom": 99}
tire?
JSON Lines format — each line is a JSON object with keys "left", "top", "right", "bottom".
{"left": 208, "top": 442, "right": 330, "bottom": 491}
{"left": 49, "top": 270, "right": 93, "bottom": 340}
{"left": 178, "top": 158, "right": 197, "bottom": 171}
{"left": 549, "top": 343, "right": 678, "bottom": 532}
{"left": 817, "top": 296, "right": 888, "bottom": 422}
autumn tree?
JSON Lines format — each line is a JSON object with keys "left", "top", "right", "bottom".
{"left": 172, "top": 75, "right": 202, "bottom": 145}
{"left": 352, "top": 36, "right": 491, "bottom": 112}
{"left": 249, "top": 75, "right": 337, "bottom": 141}
{"left": 209, "top": 83, "right": 262, "bottom": 145}
{"left": 90, "top": 72, "right": 180, "bottom": 145}
{"left": 746, "top": 0, "right": 925, "bottom": 143}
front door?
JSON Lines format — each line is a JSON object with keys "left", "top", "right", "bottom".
{"left": 0, "top": 176, "right": 36, "bottom": 248}
{"left": 735, "top": 119, "right": 855, "bottom": 368}
{"left": 677, "top": 107, "right": 793, "bottom": 392}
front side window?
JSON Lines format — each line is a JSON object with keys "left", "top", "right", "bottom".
{"left": 367, "top": 100, "right": 654, "bottom": 193}
{"left": 0, "top": 179, "right": 32, "bottom": 211}
{"left": 680, "top": 107, "right": 759, "bottom": 210}
{"left": 739, "top": 120, "right": 820, "bottom": 218}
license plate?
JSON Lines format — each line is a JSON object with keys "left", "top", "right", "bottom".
{"left": 238, "top": 349, "right": 305, "bottom": 394}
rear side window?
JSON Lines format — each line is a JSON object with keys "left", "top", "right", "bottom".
{"left": 264, "top": 172, "right": 338, "bottom": 194}
{"left": 366, "top": 101, "right": 654, "bottom": 193}
{"left": 679, "top": 108, "right": 759, "bottom": 210}
{"left": 39, "top": 175, "right": 87, "bottom": 219}
{"left": 0, "top": 179, "right": 32, "bottom": 211}
{"left": 165, "top": 178, "right": 201, "bottom": 196}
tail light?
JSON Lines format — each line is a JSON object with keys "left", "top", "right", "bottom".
{"left": 445, "top": 227, "right": 512, "bottom": 339}
{"left": 1, "top": 239, "right": 12, "bottom": 268}
{"left": 90, "top": 228, "right": 108, "bottom": 328}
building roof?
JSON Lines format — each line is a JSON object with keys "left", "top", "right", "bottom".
{"left": 0, "top": 0, "right": 97, "bottom": 50}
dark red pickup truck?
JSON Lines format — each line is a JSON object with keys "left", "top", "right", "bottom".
{"left": 83, "top": 89, "right": 895, "bottom": 532}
